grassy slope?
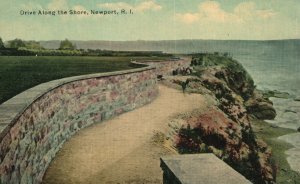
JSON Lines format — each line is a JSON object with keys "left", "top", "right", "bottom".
{"left": 252, "top": 119, "right": 300, "bottom": 183}
{"left": 0, "top": 56, "right": 165, "bottom": 104}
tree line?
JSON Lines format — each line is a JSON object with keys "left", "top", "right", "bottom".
{"left": 0, "top": 37, "right": 171, "bottom": 57}
{"left": 0, "top": 37, "right": 79, "bottom": 56}
{"left": 0, "top": 37, "right": 76, "bottom": 50}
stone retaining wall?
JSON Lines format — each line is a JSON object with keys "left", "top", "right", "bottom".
{"left": 0, "top": 58, "right": 191, "bottom": 184}
{"left": 0, "top": 64, "right": 159, "bottom": 183}
{"left": 141, "top": 57, "right": 191, "bottom": 76}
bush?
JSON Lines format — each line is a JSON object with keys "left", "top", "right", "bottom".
{"left": 59, "top": 39, "right": 76, "bottom": 50}
{"left": 0, "top": 37, "right": 4, "bottom": 48}
{"left": 8, "top": 38, "right": 25, "bottom": 48}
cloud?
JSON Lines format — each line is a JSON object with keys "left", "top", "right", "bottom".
{"left": 97, "top": 0, "right": 162, "bottom": 12}
{"left": 176, "top": 1, "right": 237, "bottom": 24}
{"left": 20, "top": 2, "right": 43, "bottom": 11}
{"left": 176, "top": 13, "right": 200, "bottom": 24}
{"left": 176, "top": 1, "right": 276, "bottom": 24}
{"left": 20, "top": 0, "right": 69, "bottom": 11}
{"left": 98, "top": 2, "right": 132, "bottom": 10}
{"left": 199, "top": 1, "right": 237, "bottom": 22}
{"left": 234, "top": 2, "right": 276, "bottom": 20}
{"left": 47, "top": 0, "right": 69, "bottom": 10}
{"left": 136, "top": 1, "right": 162, "bottom": 12}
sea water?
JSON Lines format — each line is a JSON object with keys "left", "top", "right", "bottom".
{"left": 233, "top": 44, "right": 300, "bottom": 173}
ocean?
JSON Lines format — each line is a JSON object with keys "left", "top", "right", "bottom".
{"left": 232, "top": 43, "right": 300, "bottom": 173}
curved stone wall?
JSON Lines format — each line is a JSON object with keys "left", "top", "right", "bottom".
{"left": 141, "top": 57, "right": 191, "bottom": 76}
{"left": 0, "top": 62, "right": 159, "bottom": 184}
{"left": 0, "top": 58, "right": 191, "bottom": 184}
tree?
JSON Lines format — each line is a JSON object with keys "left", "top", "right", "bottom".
{"left": 25, "top": 41, "right": 44, "bottom": 50}
{"left": 59, "top": 39, "right": 76, "bottom": 50}
{"left": 0, "top": 37, "right": 4, "bottom": 48}
{"left": 8, "top": 39, "right": 26, "bottom": 49}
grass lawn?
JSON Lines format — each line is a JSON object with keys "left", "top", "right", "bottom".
{"left": 0, "top": 56, "right": 166, "bottom": 104}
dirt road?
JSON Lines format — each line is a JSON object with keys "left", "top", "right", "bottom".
{"left": 43, "top": 85, "right": 207, "bottom": 184}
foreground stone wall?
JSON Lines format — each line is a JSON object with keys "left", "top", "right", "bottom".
{"left": 160, "top": 154, "right": 251, "bottom": 184}
{"left": 0, "top": 64, "right": 158, "bottom": 184}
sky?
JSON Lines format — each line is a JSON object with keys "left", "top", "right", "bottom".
{"left": 0, "top": 0, "right": 299, "bottom": 41}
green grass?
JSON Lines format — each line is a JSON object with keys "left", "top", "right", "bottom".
{"left": 0, "top": 56, "right": 165, "bottom": 104}
{"left": 252, "top": 119, "right": 300, "bottom": 183}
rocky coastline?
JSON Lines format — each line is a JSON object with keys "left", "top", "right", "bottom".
{"left": 162, "top": 53, "right": 300, "bottom": 184}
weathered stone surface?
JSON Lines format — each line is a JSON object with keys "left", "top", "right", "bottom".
{"left": 161, "top": 154, "right": 252, "bottom": 184}
{"left": 245, "top": 89, "right": 277, "bottom": 120}
{"left": 143, "top": 57, "right": 191, "bottom": 76}
{"left": 294, "top": 97, "right": 300, "bottom": 101}
{"left": 262, "top": 89, "right": 290, "bottom": 99}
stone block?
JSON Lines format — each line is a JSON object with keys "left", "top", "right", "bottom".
{"left": 160, "top": 154, "right": 252, "bottom": 184}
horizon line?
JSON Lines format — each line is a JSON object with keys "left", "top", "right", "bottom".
{"left": 2, "top": 38, "right": 300, "bottom": 42}
{"left": 39, "top": 38, "right": 300, "bottom": 42}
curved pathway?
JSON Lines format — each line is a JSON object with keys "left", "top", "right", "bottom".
{"left": 42, "top": 85, "right": 207, "bottom": 184}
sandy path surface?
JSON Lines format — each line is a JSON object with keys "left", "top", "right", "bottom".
{"left": 43, "top": 85, "right": 207, "bottom": 184}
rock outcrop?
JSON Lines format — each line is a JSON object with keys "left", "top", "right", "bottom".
{"left": 245, "top": 89, "right": 277, "bottom": 120}
{"left": 167, "top": 54, "right": 277, "bottom": 184}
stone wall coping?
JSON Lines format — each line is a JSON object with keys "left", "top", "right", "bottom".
{"left": 0, "top": 60, "right": 155, "bottom": 140}
{"left": 140, "top": 57, "right": 190, "bottom": 63}
{"left": 160, "top": 154, "right": 252, "bottom": 184}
